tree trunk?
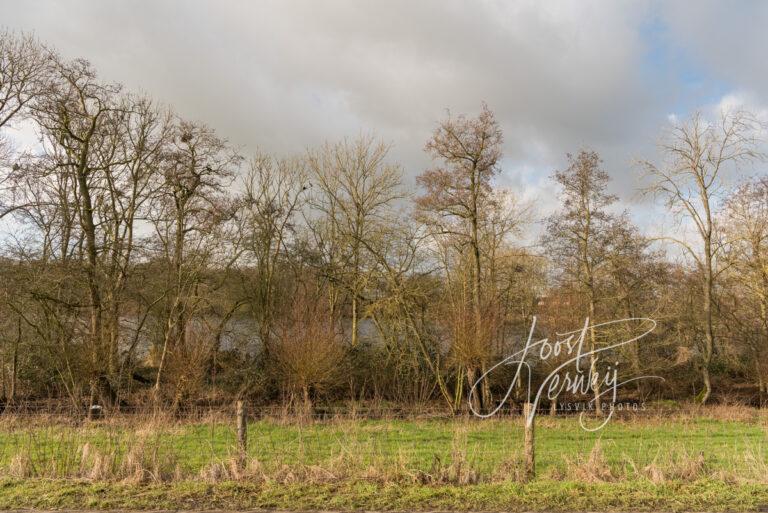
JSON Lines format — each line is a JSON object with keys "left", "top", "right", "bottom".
{"left": 172, "top": 209, "right": 187, "bottom": 351}
{"left": 10, "top": 317, "right": 19, "bottom": 403}
{"left": 106, "top": 303, "right": 120, "bottom": 395}
{"left": 154, "top": 319, "right": 174, "bottom": 397}
{"left": 75, "top": 153, "right": 108, "bottom": 410}
{"left": 467, "top": 366, "right": 481, "bottom": 414}
{"left": 481, "top": 361, "right": 492, "bottom": 413}
{"left": 0, "top": 354, "right": 5, "bottom": 401}
{"left": 700, "top": 244, "right": 714, "bottom": 405}
{"left": 700, "top": 365, "right": 712, "bottom": 405}
{"left": 302, "top": 385, "right": 313, "bottom": 418}
{"left": 757, "top": 363, "right": 764, "bottom": 408}
{"left": 351, "top": 294, "right": 359, "bottom": 347}
{"left": 588, "top": 296, "right": 602, "bottom": 415}
{"left": 470, "top": 169, "right": 485, "bottom": 413}
{"left": 454, "top": 368, "right": 464, "bottom": 412}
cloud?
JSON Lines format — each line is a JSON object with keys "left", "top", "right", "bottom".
{"left": 3, "top": 0, "right": 766, "bottom": 235}
{"left": 658, "top": 1, "right": 768, "bottom": 98}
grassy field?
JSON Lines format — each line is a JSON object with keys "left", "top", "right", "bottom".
{"left": 0, "top": 406, "right": 766, "bottom": 510}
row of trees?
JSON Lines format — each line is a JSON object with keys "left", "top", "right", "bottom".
{"left": 0, "top": 32, "right": 766, "bottom": 412}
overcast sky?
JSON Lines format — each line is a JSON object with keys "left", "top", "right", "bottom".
{"left": 3, "top": 0, "right": 768, "bottom": 237}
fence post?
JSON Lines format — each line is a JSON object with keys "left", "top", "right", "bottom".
{"left": 236, "top": 400, "right": 247, "bottom": 467}
{"left": 523, "top": 402, "right": 535, "bottom": 480}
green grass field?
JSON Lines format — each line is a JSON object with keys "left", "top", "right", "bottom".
{"left": 0, "top": 408, "right": 767, "bottom": 510}
{"left": 1, "top": 413, "right": 765, "bottom": 477}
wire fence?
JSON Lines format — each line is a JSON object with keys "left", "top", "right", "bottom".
{"left": 0, "top": 401, "right": 765, "bottom": 482}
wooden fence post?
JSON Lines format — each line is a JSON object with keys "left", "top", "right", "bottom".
{"left": 523, "top": 402, "right": 535, "bottom": 480}
{"left": 236, "top": 400, "right": 247, "bottom": 467}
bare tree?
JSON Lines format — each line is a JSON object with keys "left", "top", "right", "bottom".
{"left": 642, "top": 110, "right": 764, "bottom": 404}
{"left": 362, "top": 220, "right": 454, "bottom": 407}
{"left": 416, "top": 104, "right": 503, "bottom": 413}
{"left": 0, "top": 31, "right": 50, "bottom": 176}
{"left": 543, "top": 150, "right": 617, "bottom": 413}
{"left": 149, "top": 118, "right": 240, "bottom": 399}
{"left": 306, "top": 135, "right": 402, "bottom": 348}
{"left": 722, "top": 177, "right": 768, "bottom": 404}
{"left": 235, "top": 153, "right": 308, "bottom": 355}
{"left": 31, "top": 56, "right": 129, "bottom": 408}
{"left": 7, "top": 51, "right": 175, "bottom": 406}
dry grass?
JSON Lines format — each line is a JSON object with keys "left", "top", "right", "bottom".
{"left": 556, "top": 440, "right": 719, "bottom": 484}
{"left": 0, "top": 404, "right": 766, "bottom": 486}
{"left": 2, "top": 432, "right": 756, "bottom": 486}
{"left": 633, "top": 448, "right": 708, "bottom": 483}
{"left": 561, "top": 440, "right": 615, "bottom": 482}
{"left": 0, "top": 421, "right": 498, "bottom": 485}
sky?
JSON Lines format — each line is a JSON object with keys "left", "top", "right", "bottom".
{"left": 3, "top": 0, "right": 768, "bottom": 240}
